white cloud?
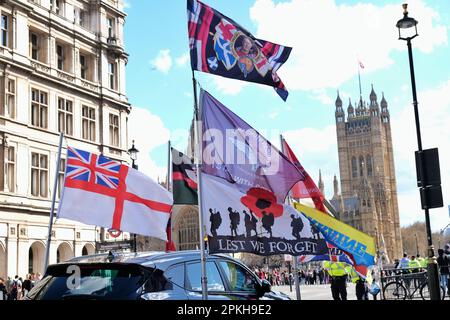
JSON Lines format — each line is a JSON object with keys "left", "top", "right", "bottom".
{"left": 310, "top": 89, "right": 333, "bottom": 105}
{"left": 249, "top": 0, "right": 447, "bottom": 91}
{"left": 213, "top": 77, "right": 248, "bottom": 95}
{"left": 283, "top": 125, "right": 339, "bottom": 191}
{"left": 176, "top": 52, "right": 190, "bottom": 67}
{"left": 151, "top": 49, "right": 173, "bottom": 74}
{"left": 392, "top": 78, "right": 450, "bottom": 231}
{"left": 128, "top": 106, "right": 170, "bottom": 181}
{"left": 268, "top": 111, "right": 279, "bottom": 119}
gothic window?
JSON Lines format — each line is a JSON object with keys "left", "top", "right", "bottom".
{"left": 178, "top": 209, "right": 199, "bottom": 250}
{"left": 359, "top": 156, "right": 364, "bottom": 177}
{"left": 366, "top": 155, "right": 373, "bottom": 177}
{"left": 351, "top": 157, "right": 357, "bottom": 178}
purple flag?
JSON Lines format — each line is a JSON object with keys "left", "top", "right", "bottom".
{"left": 200, "top": 89, "right": 304, "bottom": 203}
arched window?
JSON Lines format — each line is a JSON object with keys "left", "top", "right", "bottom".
{"left": 359, "top": 156, "right": 365, "bottom": 177}
{"left": 366, "top": 155, "right": 373, "bottom": 176}
{"left": 351, "top": 157, "right": 357, "bottom": 178}
{"left": 178, "top": 209, "right": 199, "bottom": 250}
{"left": 82, "top": 246, "right": 88, "bottom": 256}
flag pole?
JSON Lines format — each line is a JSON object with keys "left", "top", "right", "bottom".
{"left": 280, "top": 134, "right": 301, "bottom": 300}
{"left": 192, "top": 69, "right": 208, "bottom": 300}
{"left": 167, "top": 140, "right": 171, "bottom": 191}
{"left": 44, "top": 132, "right": 64, "bottom": 273}
{"left": 165, "top": 140, "right": 173, "bottom": 253}
{"left": 357, "top": 61, "right": 363, "bottom": 103}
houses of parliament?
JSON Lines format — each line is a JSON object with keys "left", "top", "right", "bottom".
{"left": 329, "top": 86, "right": 403, "bottom": 261}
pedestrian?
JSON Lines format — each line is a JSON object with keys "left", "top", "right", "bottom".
{"left": 22, "top": 274, "right": 33, "bottom": 299}
{"left": 0, "top": 278, "right": 7, "bottom": 300}
{"left": 5, "top": 276, "right": 12, "bottom": 298}
{"left": 355, "top": 278, "right": 369, "bottom": 300}
{"left": 323, "top": 261, "right": 348, "bottom": 300}
{"left": 8, "top": 275, "right": 21, "bottom": 300}
{"left": 437, "top": 249, "right": 449, "bottom": 296}
{"left": 397, "top": 253, "right": 410, "bottom": 272}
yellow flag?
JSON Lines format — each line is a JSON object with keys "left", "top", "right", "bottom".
{"left": 294, "top": 203, "right": 376, "bottom": 267}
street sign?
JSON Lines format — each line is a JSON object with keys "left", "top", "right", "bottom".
{"left": 96, "top": 240, "right": 132, "bottom": 252}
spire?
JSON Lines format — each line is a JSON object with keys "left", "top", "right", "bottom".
{"left": 335, "top": 90, "right": 345, "bottom": 122}
{"left": 381, "top": 92, "right": 387, "bottom": 107}
{"left": 370, "top": 84, "right": 377, "bottom": 101}
{"left": 335, "top": 90, "right": 342, "bottom": 107}
{"left": 333, "top": 174, "right": 339, "bottom": 197}
{"left": 318, "top": 169, "right": 324, "bottom": 194}
{"left": 347, "top": 98, "right": 354, "bottom": 118}
{"left": 381, "top": 92, "right": 390, "bottom": 122}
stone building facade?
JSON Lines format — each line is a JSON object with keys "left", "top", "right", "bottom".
{"left": 330, "top": 87, "right": 403, "bottom": 261}
{"left": 0, "top": 0, "right": 131, "bottom": 278}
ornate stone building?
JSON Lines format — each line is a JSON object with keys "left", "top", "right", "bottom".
{"left": 330, "top": 87, "right": 403, "bottom": 261}
{"left": 0, "top": 0, "right": 131, "bottom": 278}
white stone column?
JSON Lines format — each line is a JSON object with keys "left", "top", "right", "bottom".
{"left": 6, "top": 224, "right": 17, "bottom": 278}
{"left": 17, "top": 238, "right": 29, "bottom": 277}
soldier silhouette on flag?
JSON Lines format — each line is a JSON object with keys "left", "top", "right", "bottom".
{"left": 261, "top": 211, "right": 274, "bottom": 238}
{"left": 228, "top": 207, "right": 240, "bottom": 237}
{"left": 243, "top": 210, "right": 258, "bottom": 237}
{"left": 290, "top": 214, "right": 304, "bottom": 240}
{"left": 209, "top": 208, "right": 222, "bottom": 237}
{"left": 311, "top": 224, "right": 321, "bottom": 239}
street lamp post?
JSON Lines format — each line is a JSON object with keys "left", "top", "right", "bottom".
{"left": 414, "top": 233, "right": 419, "bottom": 256}
{"left": 396, "top": 3, "right": 441, "bottom": 300}
{"left": 128, "top": 140, "right": 139, "bottom": 253}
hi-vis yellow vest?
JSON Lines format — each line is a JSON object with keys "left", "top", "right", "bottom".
{"left": 418, "top": 257, "right": 427, "bottom": 268}
{"left": 323, "top": 261, "right": 347, "bottom": 276}
{"left": 349, "top": 267, "right": 360, "bottom": 283}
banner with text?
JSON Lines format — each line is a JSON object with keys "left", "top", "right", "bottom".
{"left": 202, "top": 173, "right": 328, "bottom": 256}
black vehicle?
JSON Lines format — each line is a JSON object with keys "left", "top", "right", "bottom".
{"left": 26, "top": 250, "right": 291, "bottom": 300}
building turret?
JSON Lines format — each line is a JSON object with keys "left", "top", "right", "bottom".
{"left": 381, "top": 92, "right": 390, "bottom": 123}
{"left": 318, "top": 169, "right": 324, "bottom": 194}
{"left": 347, "top": 98, "right": 354, "bottom": 118}
{"left": 369, "top": 84, "right": 380, "bottom": 117}
{"left": 335, "top": 91, "right": 345, "bottom": 123}
{"left": 333, "top": 174, "right": 339, "bottom": 198}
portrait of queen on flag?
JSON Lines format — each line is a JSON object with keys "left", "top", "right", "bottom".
{"left": 57, "top": 147, "right": 173, "bottom": 241}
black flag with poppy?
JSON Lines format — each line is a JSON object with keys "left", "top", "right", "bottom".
{"left": 172, "top": 148, "right": 198, "bottom": 205}
{"left": 187, "top": 0, "right": 292, "bottom": 101}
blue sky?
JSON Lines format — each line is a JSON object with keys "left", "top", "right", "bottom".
{"left": 123, "top": 0, "right": 450, "bottom": 233}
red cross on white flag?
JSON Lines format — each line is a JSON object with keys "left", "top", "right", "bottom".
{"left": 57, "top": 147, "right": 173, "bottom": 241}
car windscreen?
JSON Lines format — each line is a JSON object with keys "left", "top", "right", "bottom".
{"left": 32, "top": 263, "right": 149, "bottom": 300}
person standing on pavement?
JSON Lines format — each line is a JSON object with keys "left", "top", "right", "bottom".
{"left": 0, "top": 278, "right": 7, "bottom": 300}
{"left": 323, "top": 261, "right": 348, "bottom": 300}
{"left": 437, "top": 249, "right": 449, "bottom": 296}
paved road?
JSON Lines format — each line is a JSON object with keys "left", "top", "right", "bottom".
{"left": 271, "top": 283, "right": 358, "bottom": 300}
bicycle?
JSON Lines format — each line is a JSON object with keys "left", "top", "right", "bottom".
{"left": 382, "top": 271, "right": 446, "bottom": 300}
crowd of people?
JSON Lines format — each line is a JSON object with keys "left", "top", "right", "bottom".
{"left": 0, "top": 273, "right": 42, "bottom": 300}
{"left": 250, "top": 244, "right": 450, "bottom": 301}
{"left": 253, "top": 266, "right": 331, "bottom": 286}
